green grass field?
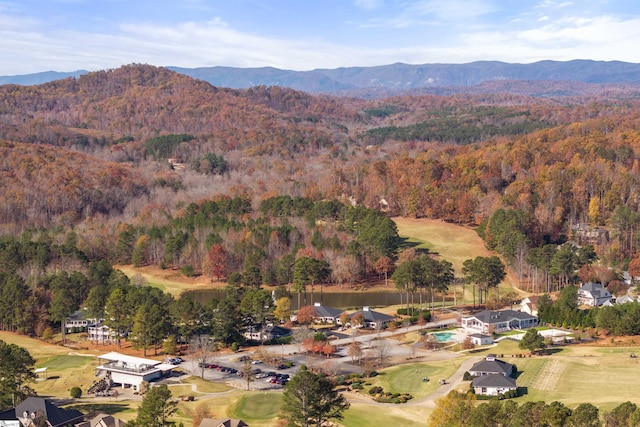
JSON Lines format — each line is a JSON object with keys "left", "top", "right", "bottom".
{"left": 394, "top": 217, "right": 493, "bottom": 273}
{"left": 341, "top": 404, "right": 427, "bottom": 427}
{"left": 182, "top": 376, "right": 233, "bottom": 393}
{"left": 394, "top": 217, "right": 518, "bottom": 304}
{"left": 366, "top": 360, "right": 462, "bottom": 399}
{"left": 229, "top": 393, "right": 282, "bottom": 422}
{"left": 33, "top": 355, "right": 98, "bottom": 397}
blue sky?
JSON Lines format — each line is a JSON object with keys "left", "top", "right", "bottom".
{"left": 1, "top": 0, "right": 639, "bottom": 75}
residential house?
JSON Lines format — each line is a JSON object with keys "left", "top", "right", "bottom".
{"left": 616, "top": 294, "right": 637, "bottom": 305}
{"left": 577, "top": 282, "right": 612, "bottom": 306}
{"left": 65, "top": 310, "right": 98, "bottom": 334}
{"left": 75, "top": 413, "right": 126, "bottom": 427}
{"left": 199, "top": 419, "right": 248, "bottom": 427}
{"left": 311, "top": 303, "right": 345, "bottom": 325}
{"left": 472, "top": 374, "right": 517, "bottom": 396}
{"left": 349, "top": 306, "right": 395, "bottom": 329}
{"left": 243, "top": 325, "right": 291, "bottom": 342}
{"left": 88, "top": 324, "right": 117, "bottom": 344}
{"left": 0, "top": 397, "right": 84, "bottom": 427}
{"left": 461, "top": 310, "right": 538, "bottom": 334}
{"left": 519, "top": 296, "right": 540, "bottom": 317}
{"left": 0, "top": 409, "right": 19, "bottom": 427}
{"left": 468, "top": 354, "right": 514, "bottom": 377}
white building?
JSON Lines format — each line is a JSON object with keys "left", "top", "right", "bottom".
{"left": 461, "top": 310, "right": 538, "bottom": 334}
{"left": 577, "top": 282, "right": 612, "bottom": 306}
{"left": 96, "top": 352, "right": 175, "bottom": 392}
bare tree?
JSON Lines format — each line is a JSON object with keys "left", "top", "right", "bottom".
{"left": 321, "top": 360, "right": 340, "bottom": 377}
{"left": 370, "top": 339, "right": 393, "bottom": 368}
{"left": 241, "top": 359, "right": 254, "bottom": 391}
{"left": 292, "top": 325, "right": 314, "bottom": 353}
{"left": 419, "top": 333, "right": 440, "bottom": 350}
{"left": 347, "top": 341, "right": 363, "bottom": 364}
{"left": 190, "top": 334, "right": 217, "bottom": 379}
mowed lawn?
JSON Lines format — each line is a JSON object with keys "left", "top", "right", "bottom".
{"left": 509, "top": 345, "right": 640, "bottom": 410}
{"left": 0, "top": 331, "right": 75, "bottom": 359}
{"left": 229, "top": 392, "right": 282, "bottom": 426}
{"left": 366, "top": 360, "right": 463, "bottom": 399}
{"left": 0, "top": 331, "right": 101, "bottom": 397}
{"left": 341, "top": 404, "right": 427, "bottom": 427}
{"left": 394, "top": 217, "right": 493, "bottom": 274}
{"left": 115, "top": 265, "right": 218, "bottom": 297}
{"left": 394, "top": 217, "right": 517, "bottom": 302}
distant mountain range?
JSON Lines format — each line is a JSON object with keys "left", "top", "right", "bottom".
{"left": 0, "top": 69, "right": 88, "bottom": 86}
{"left": 3, "top": 60, "right": 640, "bottom": 95}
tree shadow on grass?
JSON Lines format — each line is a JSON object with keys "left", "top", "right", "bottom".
{"left": 397, "top": 237, "right": 437, "bottom": 257}
{"left": 65, "top": 403, "right": 132, "bottom": 417}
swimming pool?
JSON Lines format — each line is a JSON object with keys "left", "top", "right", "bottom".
{"left": 431, "top": 331, "right": 456, "bottom": 342}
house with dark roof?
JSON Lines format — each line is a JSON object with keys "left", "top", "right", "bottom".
{"left": 472, "top": 374, "right": 517, "bottom": 396}
{"left": 0, "top": 408, "right": 19, "bottom": 426}
{"left": 199, "top": 418, "right": 248, "bottom": 427}
{"left": 349, "top": 306, "right": 395, "bottom": 329}
{"left": 468, "top": 355, "right": 514, "bottom": 377}
{"left": 311, "top": 303, "right": 345, "bottom": 325}
{"left": 0, "top": 397, "right": 85, "bottom": 427}
{"left": 578, "top": 282, "right": 612, "bottom": 306}
{"left": 461, "top": 309, "right": 537, "bottom": 334}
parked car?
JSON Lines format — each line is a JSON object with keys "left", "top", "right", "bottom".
{"left": 251, "top": 360, "right": 263, "bottom": 364}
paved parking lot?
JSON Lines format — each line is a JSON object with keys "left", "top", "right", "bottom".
{"left": 175, "top": 318, "right": 461, "bottom": 391}
{"left": 180, "top": 352, "right": 302, "bottom": 390}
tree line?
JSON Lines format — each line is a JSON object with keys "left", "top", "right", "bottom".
{"left": 537, "top": 285, "right": 640, "bottom": 335}
{"left": 0, "top": 196, "right": 402, "bottom": 350}
{"left": 429, "top": 390, "right": 635, "bottom": 427}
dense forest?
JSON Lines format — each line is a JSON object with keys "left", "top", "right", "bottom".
{"left": 2, "top": 63, "right": 640, "bottom": 305}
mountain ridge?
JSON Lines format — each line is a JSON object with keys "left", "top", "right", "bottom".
{"left": 3, "top": 60, "right": 640, "bottom": 95}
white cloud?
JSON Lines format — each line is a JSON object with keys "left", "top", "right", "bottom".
{"left": 354, "top": 0, "right": 384, "bottom": 10}
{"left": 1, "top": 2, "right": 640, "bottom": 75}
{"left": 536, "top": 0, "right": 574, "bottom": 9}
{"left": 407, "top": 0, "right": 497, "bottom": 22}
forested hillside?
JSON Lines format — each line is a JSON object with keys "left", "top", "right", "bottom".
{"left": 2, "top": 63, "right": 640, "bottom": 297}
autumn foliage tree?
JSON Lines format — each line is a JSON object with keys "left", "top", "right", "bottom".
{"left": 203, "top": 244, "right": 227, "bottom": 282}
{"left": 296, "top": 305, "right": 316, "bottom": 325}
{"left": 375, "top": 256, "right": 394, "bottom": 287}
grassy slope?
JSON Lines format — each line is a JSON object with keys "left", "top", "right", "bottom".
{"left": 394, "top": 217, "right": 518, "bottom": 303}
{"left": 394, "top": 217, "right": 494, "bottom": 273}
{"left": 115, "top": 265, "right": 220, "bottom": 297}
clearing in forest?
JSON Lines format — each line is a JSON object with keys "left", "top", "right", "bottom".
{"left": 393, "top": 217, "right": 493, "bottom": 273}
